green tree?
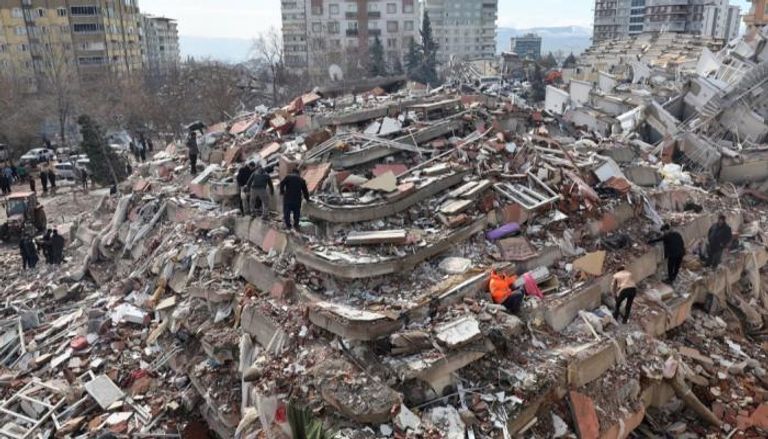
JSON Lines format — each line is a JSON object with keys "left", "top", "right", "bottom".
{"left": 417, "top": 12, "right": 440, "bottom": 86}
{"left": 540, "top": 52, "right": 558, "bottom": 70}
{"left": 369, "top": 35, "right": 387, "bottom": 77}
{"left": 77, "top": 115, "right": 129, "bottom": 186}
{"left": 530, "top": 64, "right": 546, "bottom": 103}
{"left": 404, "top": 39, "right": 421, "bottom": 76}
{"left": 563, "top": 53, "right": 577, "bottom": 69}
{"left": 392, "top": 56, "right": 404, "bottom": 75}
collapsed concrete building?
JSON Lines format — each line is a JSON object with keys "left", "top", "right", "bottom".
{"left": 3, "top": 26, "right": 768, "bottom": 439}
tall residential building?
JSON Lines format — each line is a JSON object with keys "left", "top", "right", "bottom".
{"left": 282, "top": 0, "right": 420, "bottom": 81}
{"left": 0, "top": 0, "right": 159, "bottom": 90}
{"left": 422, "top": 0, "right": 497, "bottom": 64}
{"left": 744, "top": 0, "right": 768, "bottom": 29}
{"left": 593, "top": 0, "right": 739, "bottom": 43}
{"left": 510, "top": 33, "right": 542, "bottom": 60}
{"left": 141, "top": 15, "right": 179, "bottom": 77}
{"left": 703, "top": 0, "right": 741, "bottom": 41}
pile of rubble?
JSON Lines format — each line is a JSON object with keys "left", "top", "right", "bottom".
{"left": 3, "top": 25, "right": 768, "bottom": 439}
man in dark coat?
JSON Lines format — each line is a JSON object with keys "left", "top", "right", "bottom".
{"left": 48, "top": 169, "right": 57, "bottom": 194}
{"left": 707, "top": 215, "right": 732, "bottom": 268}
{"left": 187, "top": 132, "right": 199, "bottom": 175}
{"left": 247, "top": 166, "right": 274, "bottom": 220}
{"left": 649, "top": 224, "right": 686, "bottom": 283}
{"left": 50, "top": 229, "right": 65, "bottom": 264}
{"left": 40, "top": 171, "right": 48, "bottom": 194}
{"left": 279, "top": 169, "right": 309, "bottom": 231}
{"left": 20, "top": 235, "right": 39, "bottom": 269}
{"left": 236, "top": 163, "right": 255, "bottom": 214}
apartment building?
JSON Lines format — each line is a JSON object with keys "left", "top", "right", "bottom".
{"left": 744, "top": 0, "right": 768, "bottom": 29}
{"left": 282, "top": 0, "right": 420, "bottom": 81}
{"left": 421, "top": 0, "right": 497, "bottom": 64}
{"left": 141, "top": 15, "right": 179, "bottom": 77}
{"left": 0, "top": 0, "right": 74, "bottom": 92}
{"left": 593, "top": 0, "right": 740, "bottom": 44}
{"left": 510, "top": 33, "right": 542, "bottom": 60}
{"left": 0, "top": 0, "right": 174, "bottom": 91}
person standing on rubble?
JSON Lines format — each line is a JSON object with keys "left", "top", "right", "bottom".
{"left": 40, "top": 170, "right": 48, "bottom": 194}
{"left": 39, "top": 229, "right": 53, "bottom": 264}
{"left": 80, "top": 167, "right": 89, "bottom": 191}
{"left": 649, "top": 224, "right": 686, "bottom": 284}
{"left": 237, "top": 162, "right": 255, "bottom": 214}
{"left": 48, "top": 169, "right": 57, "bottom": 195}
{"left": 187, "top": 131, "right": 199, "bottom": 175}
{"left": 20, "top": 235, "right": 39, "bottom": 269}
{"left": 612, "top": 266, "right": 637, "bottom": 324}
{"left": 50, "top": 229, "right": 65, "bottom": 265}
{"left": 247, "top": 166, "right": 274, "bottom": 220}
{"left": 279, "top": 169, "right": 309, "bottom": 231}
{"left": 707, "top": 214, "right": 732, "bottom": 268}
{"left": 489, "top": 270, "right": 524, "bottom": 314}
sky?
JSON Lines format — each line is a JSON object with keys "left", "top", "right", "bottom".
{"left": 143, "top": 0, "right": 753, "bottom": 40}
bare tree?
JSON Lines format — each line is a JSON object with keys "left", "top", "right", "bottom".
{"left": 38, "top": 32, "right": 79, "bottom": 148}
{"left": 251, "top": 27, "right": 285, "bottom": 106}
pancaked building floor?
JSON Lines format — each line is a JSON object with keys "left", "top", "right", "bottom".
{"left": 4, "top": 27, "right": 768, "bottom": 439}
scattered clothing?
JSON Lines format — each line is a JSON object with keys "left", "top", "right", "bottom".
{"left": 522, "top": 273, "right": 544, "bottom": 299}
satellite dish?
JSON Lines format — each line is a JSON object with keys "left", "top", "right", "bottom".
{"left": 329, "top": 64, "right": 343, "bottom": 82}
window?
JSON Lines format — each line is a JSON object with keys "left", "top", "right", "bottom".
{"left": 403, "top": 3, "right": 414, "bottom": 13}
{"left": 312, "top": 22, "right": 322, "bottom": 32}
{"left": 78, "top": 56, "right": 106, "bottom": 65}
{"left": 387, "top": 21, "right": 398, "bottom": 32}
{"left": 387, "top": 38, "right": 397, "bottom": 48}
{"left": 70, "top": 6, "right": 100, "bottom": 16}
{"left": 14, "top": 27, "right": 26, "bottom": 36}
{"left": 347, "top": 22, "right": 358, "bottom": 30}
{"left": 57, "top": 8, "right": 67, "bottom": 16}
{"left": 73, "top": 23, "right": 105, "bottom": 33}
{"left": 330, "top": 39, "right": 341, "bottom": 48}
{"left": 347, "top": 4, "right": 357, "bottom": 12}
{"left": 311, "top": 5, "right": 322, "bottom": 15}
{"left": 387, "top": 3, "right": 397, "bottom": 14}
{"left": 328, "top": 22, "right": 340, "bottom": 33}
{"left": 630, "top": 16, "right": 643, "bottom": 23}
{"left": 11, "top": 8, "right": 22, "bottom": 18}
{"left": 330, "top": 4, "right": 339, "bottom": 15}
{"left": 19, "top": 44, "right": 28, "bottom": 52}
{"left": 404, "top": 21, "right": 414, "bottom": 31}
{"left": 368, "top": 3, "right": 378, "bottom": 11}
{"left": 37, "top": 8, "right": 44, "bottom": 17}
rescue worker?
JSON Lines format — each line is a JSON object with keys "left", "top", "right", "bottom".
{"left": 236, "top": 162, "right": 255, "bottom": 214}
{"left": 20, "top": 235, "right": 39, "bottom": 269}
{"left": 489, "top": 270, "right": 524, "bottom": 314}
{"left": 707, "top": 214, "right": 732, "bottom": 268}
{"left": 649, "top": 224, "right": 686, "bottom": 284}
{"left": 612, "top": 266, "right": 637, "bottom": 324}
{"left": 247, "top": 165, "right": 274, "bottom": 220}
{"left": 40, "top": 229, "right": 53, "bottom": 264}
{"left": 40, "top": 170, "right": 48, "bottom": 194}
{"left": 48, "top": 169, "right": 57, "bottom": 194}
{"left": 279, "top": 169, "right": 309, "bottom": 231}
{"left": 187, "top": 131, "right": 199, "bottom": 175}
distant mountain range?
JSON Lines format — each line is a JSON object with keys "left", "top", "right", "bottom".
{"left": 497, "top": 26, "right": 593, "bottom": 56}
{"left": 180, "top": 26, "right": 594, "bottom": 63}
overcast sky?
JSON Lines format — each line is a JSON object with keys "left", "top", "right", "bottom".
{"left": 140, "top": 0, "right": 753, "bottom": 40}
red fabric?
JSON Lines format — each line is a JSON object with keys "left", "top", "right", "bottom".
{"left": 523, "top": 273, "right": 544, "bottom": 300}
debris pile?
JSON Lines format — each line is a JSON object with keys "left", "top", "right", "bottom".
{"left": 3, "top": 25, "right": 768, "bottom": 439}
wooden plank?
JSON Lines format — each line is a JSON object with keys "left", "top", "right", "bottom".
{"left": 346, "top": 230, "right": 408, "bottom": 246}
{"left": 462, "top": 180, "right": 493, "bottom": 198}
{"left": 440, "top": 199, "right": 474, "bottom": 216}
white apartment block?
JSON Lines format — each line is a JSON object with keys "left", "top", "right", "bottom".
{"left": 594, "top": 0, "right": 740, "bottom": 44}
{"left": 141, "top": 15, "right": 180, "bottom": 76}
{"left": 282, "top": 0, "right": 419, "bottom": 80}
{"left": 421, "top": 0, "right": 498, "bottom": 64}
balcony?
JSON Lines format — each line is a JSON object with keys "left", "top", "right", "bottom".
{"left": 368, "top": 11, "right": 381, "bottom": 19}
{"left": 346, "top": 12, "right": 358, "bottom": 19}
{"left": 346, "top": 29, "right": 359, "bottom": 37}
{"left": 368, "top": 29, "right": 381, "bottom": 36}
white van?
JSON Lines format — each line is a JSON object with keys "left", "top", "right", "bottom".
{"left": 54, "top": 162, "right": 76, "bottom": 180}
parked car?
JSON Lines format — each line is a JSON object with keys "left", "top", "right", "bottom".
{"left": 53, "top": 162, "right": 77, "bottom": 180}
{"left": 20, "top": 148, "right": 55, "bottom": 165}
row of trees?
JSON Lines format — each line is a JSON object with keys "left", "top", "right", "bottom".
{"left": 368, "top": 13, "right": 440, "bottom": 86}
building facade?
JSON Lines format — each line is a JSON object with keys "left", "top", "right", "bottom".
{"left": 0, "top": 0, "right": 177, "bottom": 91}
{"left": 282, "top": 0, "right": 420, "bottom": 81}
{"left": 510, "top": 33, "right": 541, "bottom": 60}
{"left": 141, "top": 15, "right": 179, "bottom": 77}
{"left": 744, "top": 0, "right": 768, "bottom": 29}
{"left": 421, "top": 0, "right": 497, "bottom": 64}
{"left": 594, "top": 0, "right": 740, "bottom": 44}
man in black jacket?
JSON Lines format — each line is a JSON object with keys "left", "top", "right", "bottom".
{"left": 247, "top": 166, "right": 274, "bottom": 220}
{"left": 187, "top": 132, "right": 199, "bottom": 175}
{"left": 236, "top": 163, "right": 255, "bottom": 214}
{"left": 279, "top": 169, "right": 309, "bottom": 230}
{"left": 50, "top": 229, "right": 65, "bottom": 264}
{"left": 649, "top": 224, "right": 686, "bottom": 284}
{"left": 707, "top": 215, "right": 732, "bottom": 268}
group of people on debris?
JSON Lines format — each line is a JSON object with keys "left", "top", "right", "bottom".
{"left": 489, "top": 215, "right": 734, "bottom": 325}
{"left": 130, "top": 134, "right": 154, "bottom": 163}
{"left": 236, "top": 162, "right": 310, "bottom": 231}
{"left": 19, "top": 229, "right": 65, "bottom": 270}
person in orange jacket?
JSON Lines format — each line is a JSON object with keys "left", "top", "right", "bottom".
{"left": 490, "top": 270, "right": 524, "bottom": 314}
